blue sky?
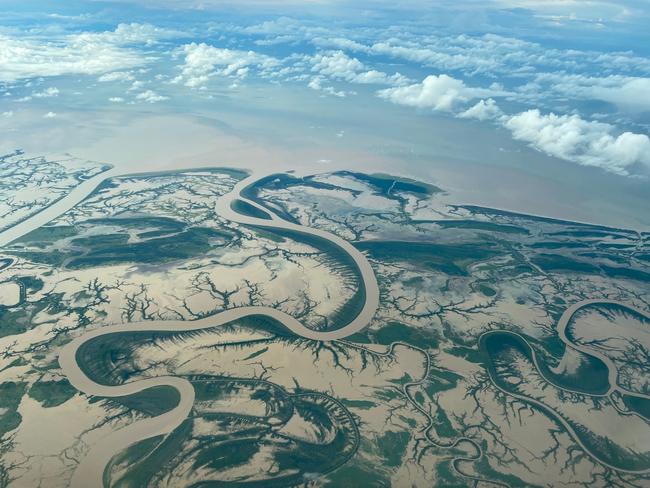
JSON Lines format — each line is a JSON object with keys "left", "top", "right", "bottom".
{"left": 1, "top": 1, "right": 649, "bottom": 227}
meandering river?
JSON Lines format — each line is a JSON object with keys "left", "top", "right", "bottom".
{"left": 1, "top": 168, "right": 647, "bottom": 485}
{"left": 1, "top": 171, "right": 379, "bottom": 487}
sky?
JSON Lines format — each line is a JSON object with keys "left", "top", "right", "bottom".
{"left": 1, "top": 0, "right": 649, "bottom": 228}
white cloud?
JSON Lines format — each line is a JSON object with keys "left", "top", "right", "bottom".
{"left": 312, "top": 37, "right": 369, "bottom": 52}
{"left": 98, "top": 71, "right": 135, "bottom": 82}
{"left": 504, "top": 109, "right": 650, "bottom": 175}
{"left": 589, "top": 78, "right": 650, "bottom": 111}
{"left": 173, "top": 42, "right": 279, "bottom": 88}
{"left": 77, "top": 23, "right": 184, "bottom": 46}
{"left": 309, "top": 51, "right": 407, "bottom": 86}
{"left": 128, "top": 80, "right": 146, "bottom": 91}
{"left": 458, "top": 98, "right": 503, "bottom": 121}
{"left": 43, "top": 111, "right": 57, "bottom": 118}
{"left": 32, "top": 87, "right": 59, "bottom": 98}
{"left": 108, "top": 97, "right": 124, "bottom": 102}
{"left": 526, "top": 73, "right": 650, "bottom": 112}
{"left": 378, "top": 74, "right": 500, "bottom": 112}
{"left": 312, "top": 50, "right": 363, "bottom": 75}
{"left": 2, "top": 111, "right": 13, "bottom": 117}
{"left": 135, "top": 90, "right": 168, "bottom": 103}
{"left": 375, "top": 70, "right": 650, "bottom": 176}
{"left": 0, "top": 23, "right": 180, "bottom": 83}
{"left": 308, "top": 76, "right": 348, "bottom": 97}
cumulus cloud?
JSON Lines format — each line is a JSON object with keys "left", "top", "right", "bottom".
{"left": 307, "top": 76, "right": 349, "bottom": 97}
{"left": 312, "top": 37, "right": 368, "bottom": 52}
{"left": 316, "top": 32, "right": 650, "bottom": 78}
{"left": 378, "top": 74, "right": 501, "bottom": 111}
{"left": 309, "top": 32, "right": 650, "bottom": 120}
{"left": 135, "top": 90, "right": 168, "bottom": 103}
{"left": 0, "top": 23, "right": 180, "bottom": 83}
{"left": 309, "top": 51, "right": 407, "bottom": 86}
{"left": 173, "top": 42, "right": 279, "bottom": 88}
{"left": 589, "top": 77, "right": 650, "bottom": 111}
{"left": 458, "top": 98, "right": 503, "bottom": 121}
{"left": 375, "top": 71, "right": 649, "bottom": 176}
{"left": 526, "top": 73, "right": 650, "bottom": 112}
{"left": 43, "top": 111, "right": 57, "bottom": 118}
{"left": 504, "top": 109, "right": 650, "bottom": 175}
{"left": 77, "top": 23, "right": 184, "bottom": 46}
{"left": 98, "top": 71, "right": 135, "bottom": 82}
{"left": 32, "top": 87, "right": 60, "bottom": 98}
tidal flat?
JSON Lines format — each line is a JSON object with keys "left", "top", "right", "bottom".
{"left": 0, "top": 155, "right": 648, "bottom": 487}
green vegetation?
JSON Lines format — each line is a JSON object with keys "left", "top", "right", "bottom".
{"left": 109, "top": 379, "right": 358, "bottom": 487}
{"left": 240, "top": 174, "right": 303, "bottom": 224}
{"left": 461, "top": 205, "right": 632, "bottom": 234}
{"left": 481, "top": 331, "right": 609, "bottom": 396}
{"left": 105, "top": 385, "right": 180, "bottom": 416}
{"left": 376, "top": 431, "right": 410, "bottom": 467}
{"left": 10, "top": 217, "right": 236, "bottom": 269}
{"left": 531, "top": 253, "right": 600, "bottom": 274}
{"left": 622, "top": 395, "right": 650, "bottom": 419}
{"left": 432, "top": 219, "right": 529, "bottom": 235}
{"left": 76, "top": 331, "right": 155, "bottom": 385}
{"left": 529, "top": 241, "right": 588, "bottom": 249}
{"left": 356, "top": 240, "right": 501, "bottom": 276}
{"left": 371, "top": 321, "right": 438, "bottom": 348}
{"left": 109, "top": 420, "right": 193, "bottom": 488}
{"left": 477, "top": 284, "right": 496, "bottom": 297}
{"left": 324, "top": 463, "right": 387, "bottom": 487}
{"left": 333, "top": 170, "right": 440, "bottom": 196}
{"left": 600, "top": 265, "right": 650, "bottom": 283}
{"left": 480, "top": 332, "right": 650, "bottom": 472}
{"left": 15, "top": 225, "right": 77, "bottom": 246}
{"left": 230, "top": 199, "right": 272, "bottom": 220}
{"left": 0, "top": 289, "right": 64, "bottom": 338}
{"left": 530, "top": 253, "right": 650, "bottom": 282}
{"left": 241, "top": 346, "right": 269, "bottom": 360}
{"left": 4, "top": 165, "right": 648, "bottom": 485}
{"left": 0, "top": 382, "right": 27, "bottom": 436}
{"left": 28, "top": 379, "right": 77, "bottom": 407}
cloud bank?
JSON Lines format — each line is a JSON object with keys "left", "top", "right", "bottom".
{"left": 504, "top": 110, "right": 650, "bottom": 175}
{"left": 378, "top": 74, "right": 502, "bottom": 112}
{"left": 173, "top": 42, "right": 279, "bottom": 88}
{"left": 0, "top": 23, "right": 180, "bottom": 83}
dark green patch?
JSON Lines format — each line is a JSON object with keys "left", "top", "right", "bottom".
{"left": 622, "top": 394, "right": 650, "bottom": 419}
{"left": 109, "top": 419, "right": 193, "bottom": 488}
{"left": 241, "top": 347, "right": 269, "bottom": 361}
{"left": 14, "top": 225, "right": 77, "bottom": 245}
{"left": 11, "top": 217, "right": 235, "bottom": 269}
{"left": 28, "top": 379, "right": 77, "bottom": 407}
{"left": 231, "top": 199, "right": 272, "bottom": 220}
{"left": 334, "top": 170, "right": 440, "bottom": 196}
{"left": 324, "top": 462, "right": 387, "bottom": 487}
{"left": 376, "top": 431, "right": 409, "bottom": 467}
{"left": 0, "top": 290, "right": 64, "bottom": 338}
{"left": 0, "top": 381, "right": 27, "bottom": 436}
{"left": 480, "top": 332, "right": 648, "bottom": 472}
{"left": 431, "top": 219, "right": 529, "bottom": 235}
{"left": 531, "top": 253, "right": 600, "bottom": 274}
{"left": 105, "top": 385, "right": 180, "bottom": 416}
{"left": 372, "top": 321, "right": 438, "bottom": 348}
{"left": 478, "top": 284, "right": 496, "bottom": 297}
{"left": 357, "top": 240, "right": 500, "bottom": 276}
{"left": 339, "top": 399, "right": 375, "bottom": 409}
